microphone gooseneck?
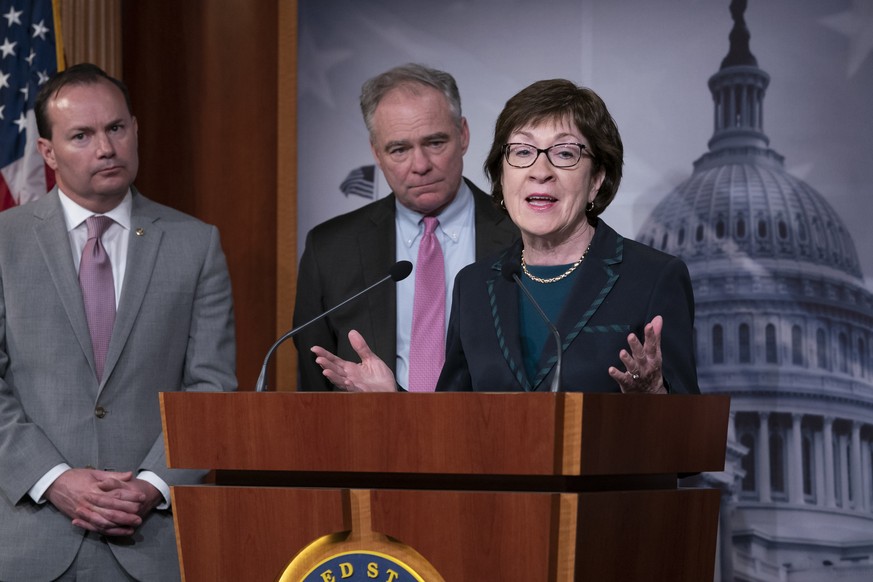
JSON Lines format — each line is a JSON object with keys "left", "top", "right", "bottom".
{"left": 255, "top": 260, "right": 413, "bottom": 392}
{"left": 501, "top": 260, "right": 563, "bottom": 393}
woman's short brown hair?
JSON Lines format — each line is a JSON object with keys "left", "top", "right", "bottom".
{"left": 484, "top": 79, "right": 623, "bottom": 219}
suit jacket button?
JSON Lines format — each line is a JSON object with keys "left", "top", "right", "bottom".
{"left": 94, "top": 406, "right": 107, "bottom": 418}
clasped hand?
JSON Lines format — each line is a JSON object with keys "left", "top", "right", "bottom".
{"left": 45, "top": 468, "right": 162, "bottom": 536}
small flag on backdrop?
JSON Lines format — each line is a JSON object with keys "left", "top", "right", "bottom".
{"left": 339, "top": 164, "right": 376, "bottom": 200}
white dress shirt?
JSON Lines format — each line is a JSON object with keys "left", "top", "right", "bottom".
{"left": 28, "top": 190, "right": 171, "bottom": 509}
{"left": 394, "top": 182, "right": 476, "bottom": 389}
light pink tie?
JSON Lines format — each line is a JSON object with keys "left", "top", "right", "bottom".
{"left": 408, "top": 216, "right": 446, "bottom": 391}
{"left": 79, "top": 216, "right": 116, "bottom": 381}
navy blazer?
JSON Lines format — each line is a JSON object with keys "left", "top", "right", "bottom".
{"left": 436, "top": 220, "right": 700, "bottom": 394}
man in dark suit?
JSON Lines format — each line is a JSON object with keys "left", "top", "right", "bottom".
{"left": 294, "top": 64, "right": 517, "bottom": 391}
{"left": 0, "top": 64, "right": 236, "bottom": 581}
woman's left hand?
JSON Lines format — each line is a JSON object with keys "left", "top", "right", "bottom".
{"left": 608, "top": 315, "right": 667, "bottom": 394}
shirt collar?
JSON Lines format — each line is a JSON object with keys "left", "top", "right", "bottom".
{"left": 58, "top": 188, "right": 133, "bottom": 233}
{"left": 396, "top": 180, "right": 474, "bottom": 248}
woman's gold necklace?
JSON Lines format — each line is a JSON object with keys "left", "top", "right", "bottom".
{"left": 521, "top": 244, "right": 591, "bottom": 284}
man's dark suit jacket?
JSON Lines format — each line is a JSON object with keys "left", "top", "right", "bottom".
{"left": 436, "top": 220, "right": 700, "bottom": 394}
{"left": 294, "top": 180, "right": 518, "bottom": 391}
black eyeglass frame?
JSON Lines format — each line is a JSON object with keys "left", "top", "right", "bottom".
{"left": 502, "top": 142, "right": 595, "bottom": 169}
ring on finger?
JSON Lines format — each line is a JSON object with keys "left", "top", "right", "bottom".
{"left": 630, "top": 369, "right": 640, "bottom": 380}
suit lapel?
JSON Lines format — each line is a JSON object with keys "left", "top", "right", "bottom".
{"left": 491, "top": 222, "right": 624, "bottom": 392}
{"left": 557, "top": 224, "right": 623, "bottom": 346}
{"left": 528, "top": 223, "right": 624, "bottom": 391}
{"left": 487, "top": 241, "right": 531, "bottom": 391}
{"left": 100, "top": 192, "right": 163, "bottom": 391}
{"left": 31, "top": 192, "right": 96, "bottom": 380}
{"left": 357, "top": 196, "right": 398, "bottom": 371}
{"left": 470, "top": 180, "right": 518, "bottom": 259}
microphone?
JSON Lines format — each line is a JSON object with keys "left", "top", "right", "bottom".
{"left": 255, "top": 260, "right": 413, "bottom": 392}
{"left": 501, "top": 260, "right": 563, "bottom": 393}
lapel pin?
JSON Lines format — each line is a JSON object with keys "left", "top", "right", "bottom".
{"left": 135, "top": 228, "right": 145, "bottom": 236}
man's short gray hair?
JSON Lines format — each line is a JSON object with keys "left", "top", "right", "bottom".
{"left": 360, "top": 63, "right": 463, "bottom": 139}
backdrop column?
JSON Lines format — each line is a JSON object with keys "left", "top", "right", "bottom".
{"left": 121, "top": 0, "right": 284, "bottom": 389}
{"left": 59, "top": 0, "right": 122, "bottom": 76}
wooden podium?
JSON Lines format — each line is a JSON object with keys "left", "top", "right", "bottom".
{"left": 160, "top": 392, "right": 729, "bottom": 581}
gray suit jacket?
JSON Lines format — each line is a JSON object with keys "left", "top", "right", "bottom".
{"left": 293, "top": 180, "right": 518, "bottom": 391}
{"left": 0, "top": 189, "right": 237, "bottom": 581}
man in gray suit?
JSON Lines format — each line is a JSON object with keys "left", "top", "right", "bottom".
{"left": 294, "top": 64, "right": 517, "bottom": 392}
{"left": 0, "top": 64, "right": 236, "bottom": 580}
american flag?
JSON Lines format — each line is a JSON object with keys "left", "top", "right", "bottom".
{"left": 1, "top": 0, "right": 63, "bottom": 211}
{"left": 339, "top": 164, "right": 376, "bottom": 200}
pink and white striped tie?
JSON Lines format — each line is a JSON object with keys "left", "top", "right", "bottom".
{"left": 407, "top": 216, "right": 446, "bottom": 391}
{"left": 79, "top": 215, "right": 116, "bottom": 381}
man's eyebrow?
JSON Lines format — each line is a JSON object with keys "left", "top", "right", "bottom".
{"left": 383, "top": 132, "right": 451, "bottom": 151}
{"left": 66, "top": 118, "right": 126, "bottom": 134}
{"left": 422, "top": 132, "right": 450, "bottom": 142}
{"left": 384, "top": 139, "right": 411, "bottom": 151}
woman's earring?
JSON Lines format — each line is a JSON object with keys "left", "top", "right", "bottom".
{"left": 586, "top": 201, "right": 595, "bottom": 212}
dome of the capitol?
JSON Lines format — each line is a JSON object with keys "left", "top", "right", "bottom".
{"left": 639, "top": 2, "right": 873, "bottom": 580}
{"left": 638, "top": 154, "right": 863, "bottom": 281}
{"left": 637, "top": 0, "right": 862, "bottom": 283}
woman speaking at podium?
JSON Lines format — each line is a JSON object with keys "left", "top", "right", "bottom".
{"left": 311, "top": 79, "right": 699, "bottom": 396}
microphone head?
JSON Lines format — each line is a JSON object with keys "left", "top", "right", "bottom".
{"left": 501, "top": 260, "right": 521, "bottom": 283}
{"left": 390, "top": 260, "right": 414, "bottom": 282}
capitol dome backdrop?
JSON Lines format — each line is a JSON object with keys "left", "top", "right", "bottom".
{"left": 638, "top": 2, "right": 873, "bottom": 580}
{"left": 296, "top": 1, "right": 873, "bottom": 579}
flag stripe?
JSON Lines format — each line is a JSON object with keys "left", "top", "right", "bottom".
{"left": 339, "top": 164, "right": 376, "bottom": 200}
{"left": 0, "top": 0, "right": 62, "bottom": 210}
